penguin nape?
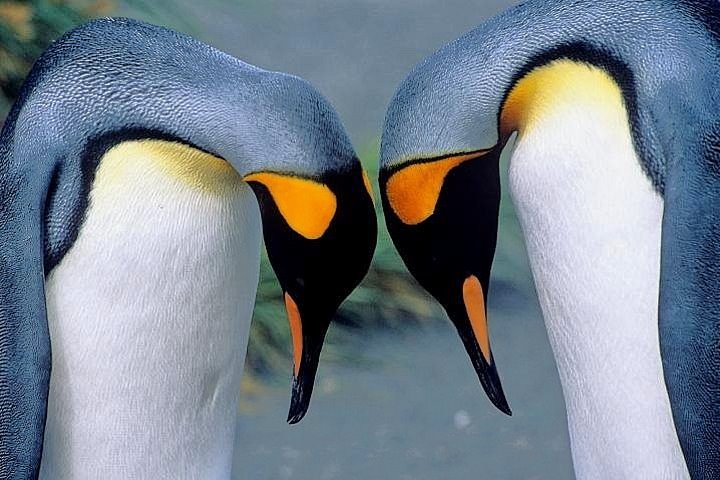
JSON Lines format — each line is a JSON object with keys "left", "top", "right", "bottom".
{"left": 0, "top": 18, "right": 376, "bottom": 479}
{"left": 379, "top": 0, "right": 720, "bottom": 479}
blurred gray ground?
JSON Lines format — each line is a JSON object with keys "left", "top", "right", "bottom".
{"left": 232, "top": 298, "right": 573, "bottom": 480}
{"left": 114, "top": 1, "right": 574, "bottom": 478}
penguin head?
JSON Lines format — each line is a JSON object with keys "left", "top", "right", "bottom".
{"left": 236, "top": 75, "right": 377, "bottom": 423}
{"left": 244, "top": 157, "right": 376, "bottom": 424}
{"left": 378, "top": 146, "right": 509, "bottom": 415}
{"left": 378, "top": 33, "right": 517, "bottom": 415}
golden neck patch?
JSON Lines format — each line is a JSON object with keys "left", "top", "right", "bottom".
{"left": 385, "top": 151, "right": 487, "bottom": 225}
{"left": 244, "top": 172, "right": 337, "bottom": 240}
{"left": 501, "top": 59, "right": 626, "bottom": 138}
{"left": 99, "top": 140, "right": 337, "bottom": 240}
{"left": 98, "top": 139, "right": 242, "bottom": 196}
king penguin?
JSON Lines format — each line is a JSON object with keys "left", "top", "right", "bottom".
{"left": 0, "top": 18, "right": 376, "bottom": 479}
{"left": 379, "top": 1, "right": 719, "bottom": 478}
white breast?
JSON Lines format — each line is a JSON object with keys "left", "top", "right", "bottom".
{"left": 39, "top": 141, "right": 262, "bottom": 479}
{"left": 506, "top": 63, "right": 688, "bottom": 478}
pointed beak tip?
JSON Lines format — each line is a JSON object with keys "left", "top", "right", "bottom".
{"left": 470, "top": 354, "right": 512, "bottom": 417}
{"left": 286, "top": 408, "right": 307, "bottom": 425}
{"left": 496, "top": 401, "right": 513, "bottom": 417}
{"left": 485, "top": 380, "right": 512, "bottom": 416}
{"left": 287, "top": 373, "right": 313, "bottom": 425}
{"left": 287, "top": 393, "right": 309, "bottom": 424}
{"left": 481, "top": 371, "right": 512, "bottom": 417}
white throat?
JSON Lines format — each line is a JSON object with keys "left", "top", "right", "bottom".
{"left": 39, "top": 141, "right": 262, "bottom": 479}
{"left": 506, "top": 62, "right": 688, "bottom": 478}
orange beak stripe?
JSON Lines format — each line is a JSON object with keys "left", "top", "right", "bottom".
{"left": 362, "top": 170, "right": 375, "bottom": 202}
{"left": 284, "top": 292, "right": 303, "bottom": 376}
{"left": 244, "top": 172, "right": 337, "bottom": 240}
{"left": 385, "top": 150, "right": 489, "bottom": 225}
{"left": 462, "top": 275, "right": 492, "bottom": 363}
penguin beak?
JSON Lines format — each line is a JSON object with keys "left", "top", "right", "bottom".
{"left": 380, "top": 146, "right": 511, "bottom": 415}
{"left": 284, "top": 291, "right": 329, "bottom": 424}
{"left": 447, "top": 275, "right": 511, "bottom": 415}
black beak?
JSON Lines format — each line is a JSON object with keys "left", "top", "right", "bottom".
{"left": 280, "top": 291, "right": 332, "bottom": 424}
{"left": 287, "top": 333, "right": 325, "bottom": 424}
{"left": 446, "top": 278, "right": 511, "bottom": 415}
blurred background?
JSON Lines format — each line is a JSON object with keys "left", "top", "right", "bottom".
{"left": 0, "top": 1, "right": 574, "bottom": 478}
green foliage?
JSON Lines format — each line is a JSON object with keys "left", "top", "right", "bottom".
{"left": 0, "top": 0, "right": 115, "bottom": 117}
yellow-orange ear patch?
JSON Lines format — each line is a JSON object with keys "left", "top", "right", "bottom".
{"left": 462, "top": 275, "right": 492, "bottom": 363}
{"left": 385, "top": 151, "right": 488, "bottom": 225}
{"left": 244, "top": 172, "right": 337, "bottom": 240}
{"left": 284, "top": 292, "right": 303, "bottom": 376}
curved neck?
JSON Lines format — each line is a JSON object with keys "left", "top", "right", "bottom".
{"left": 505, "top": 60, "right": 688, "bottom": 477}
{"left": 2, "top": 18, "right": 355, "bottom": 184}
